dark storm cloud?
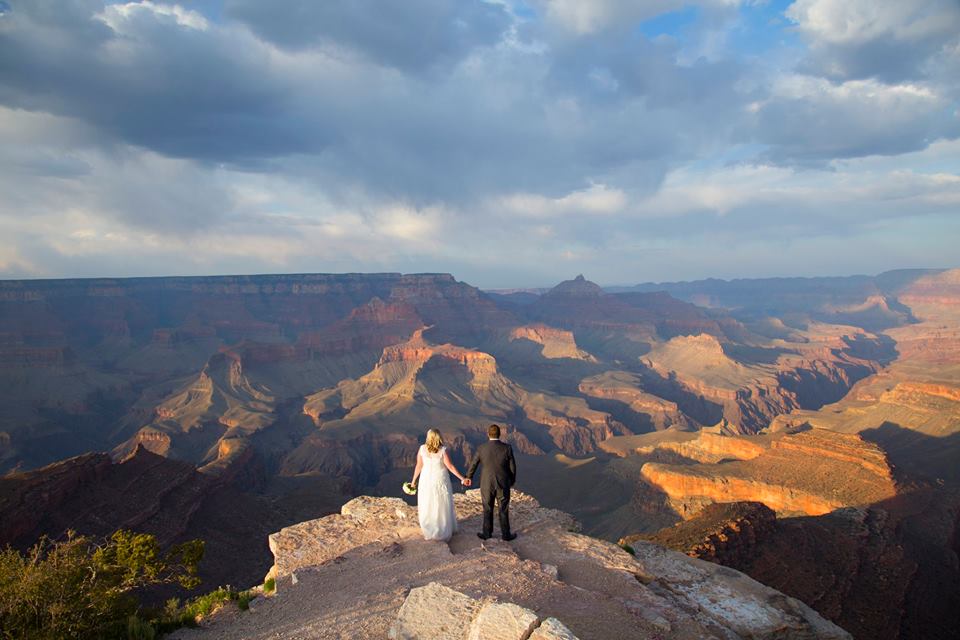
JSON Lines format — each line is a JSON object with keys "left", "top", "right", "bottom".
{"left": 0, "top": 0, "right": 762, "bottom": 203}
{"left": 4, "top": 0, "right": 952, "bottom": 203}
{"left": 0, "top": 0, "right": 315, "bottom": 164}
{"left": 223, "top": 0, "right": 512, "bottom": 72}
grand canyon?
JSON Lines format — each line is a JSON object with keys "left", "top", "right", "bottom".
{"left": 1, "top": 269, "right": 959, "bottom": 639}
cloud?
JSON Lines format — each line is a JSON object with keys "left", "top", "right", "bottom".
{"left": 532, "top": 0, "right": 685, "bottom": 35}
{"left": 0, "top": 0, "right": 956, "bottom": 286}
{"left": 0, "top": 0, "right": 739, "bottom": 204}
{"left": 787, "top": 0, "right": 960, "bottom": 82}
{"left": 223, "top": 0, "right": 512, "bottom": 72}
{"left": 529, "top": 0, "right": 742, "bottom": 36}
{"left": 98, "top": 1, "right": 209, "bottom": 31}
{"left": 633, "top": 143, "right": 960, "bottom": 225}
{"left": 0, "top": 0, "right": 312, "bottom": 163}
{"left": 750, "top": 75, "right": 960, "bottom": 165}
{"left": 0, "top": 107, "right": 234, "bottom": 234}
{"left": 499, "top": 183, "right": 627, "bottom": 218}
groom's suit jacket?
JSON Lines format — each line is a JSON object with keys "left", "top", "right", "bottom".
{"left": 466, "top": 439, "right": 516, "bottom": 492}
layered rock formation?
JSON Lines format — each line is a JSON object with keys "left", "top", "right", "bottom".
{"left": 292, "top": 328, "right": 629, "bottom": 474}
{"left": 578, "top": 370, "right": 693, "bottom": 431}
{"left": 768, "top": 269, "right": 960, "bottom": 483}
{"left": 169, "top": 492, "right": 849, "bottom": 640}
{"left": 628, "top": 491, "right": 960, "bottom": 640}
{"left": 634, "top": 428, "right": 896, "bottom": 519}
{"left": 508, "top": 324, "right": 596, "bottom": 361}
{"left": 0, "top": 270, "right": 902, "bottom": 488}
{"left": 618, "top": 269, "right": 938, "bottom": 320}
{"left": 641, "top": 331, "right": 880, "bottom": 433}
{"left": 524, "top": 275, "right": 733, "bottom": 340}
{"left": 624, "top": 501, "right": 778, "bottom": 565}
{"left": 3, "top": 268, "right": 958, "bottom": 640}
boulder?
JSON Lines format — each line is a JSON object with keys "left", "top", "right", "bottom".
{"left": 467, "top": 602, "right": 539, "bottom": 640}
{"left": 388, "top": 582, "right": 482, "bottom": 640}
{"left": 529, "top": 618, "right": 579, "bottom": 640}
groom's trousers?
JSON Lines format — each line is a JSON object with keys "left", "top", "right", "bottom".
{"left": 481, "top": 485, "right": 511, "bottom": 537}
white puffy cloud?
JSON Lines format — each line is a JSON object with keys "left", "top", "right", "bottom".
{"left": 499, "top": 183, "right": 628, "bottom": 218}
{"left": 787, "top": 0, "right": 960, "bottom": 81}
{"left": 787, "top": 0, "right": 955, "bottom": 46}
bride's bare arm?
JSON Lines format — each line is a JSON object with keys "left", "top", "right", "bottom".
{"left": 411, "top": 450, "right": 423, "bottom": 486}
{"left": 442, "top": 449, "right": 466, "bottom": 483}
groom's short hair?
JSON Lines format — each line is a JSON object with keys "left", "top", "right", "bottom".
{"left": 488, "top": 424, "right": 501, "bottom": 439}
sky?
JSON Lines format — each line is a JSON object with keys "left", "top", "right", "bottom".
{"left": 0, "top": 0, "right": 958, "bottom": 288}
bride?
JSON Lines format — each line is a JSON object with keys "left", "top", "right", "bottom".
{"left": 409, "top": 429, "right": 469, "bottom": 541}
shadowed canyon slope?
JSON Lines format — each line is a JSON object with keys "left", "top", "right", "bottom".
{"left": 611, "top": 269, "right": 960, "bottom": 640}
{"left": 1, "top": 269, "right": 959, "bottom": 638}
{"left": 1, "top": 271, "right": 892, "bottom": 478}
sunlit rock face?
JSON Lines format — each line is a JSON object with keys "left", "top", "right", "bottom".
{"left": 201, "top": 491, "right": 848, "bottom": 640}
{"left": 634, "top": 428, "right": 896, "bottom": 520}
{"left": 508, "top": 323, "right": 596, "bottom": 361}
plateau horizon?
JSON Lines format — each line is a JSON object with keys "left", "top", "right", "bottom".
{"left": 0, "top": 266, "right": 954, "bottom": 293}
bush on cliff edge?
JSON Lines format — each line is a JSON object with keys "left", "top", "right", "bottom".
{"left": 0, "top": 530, "right": 204, "bottom": 640}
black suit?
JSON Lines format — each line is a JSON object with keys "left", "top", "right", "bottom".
{"left": 466, "top": 439, "right": 517, "bottom": 537}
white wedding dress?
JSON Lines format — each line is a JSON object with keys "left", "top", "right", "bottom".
{"left": 417, "top": 445, "right": 457, "bottom": 541}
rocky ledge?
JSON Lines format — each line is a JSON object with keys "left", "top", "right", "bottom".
{"left": 171, "top": 491, "right": 849, "bottom": 640}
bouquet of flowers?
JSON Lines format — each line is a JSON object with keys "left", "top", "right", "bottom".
{"left": 402, "top": 481, "right": 417, "bottom": 495}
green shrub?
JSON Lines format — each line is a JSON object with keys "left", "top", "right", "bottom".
{"left": 619, "top": 543, "right": 636, "bottom": 556}
{"left": 126, "top": 615, "right": 156, "bottom": 640}
{"left": 0, "top": 530, "right": 203, "bottom": 640}
{"left": 173, "top": 585, "right": 256, "bottom": 620}
{"left": 0, "top": 529, "right": 262, "bottom": 639}
{"left": 181, "top": 587, "right": 234, "bottom": 620}
{"left": 263, "top": 577, "right": 276, "bottom": 594}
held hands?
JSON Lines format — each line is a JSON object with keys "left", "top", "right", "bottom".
{"left": 461, "top": 477, "right": 472, "bottom": 487}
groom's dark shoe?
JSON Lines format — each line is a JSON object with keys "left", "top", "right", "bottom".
{"left": 477, "top": 533, "right": 492, "bottom": 540}
{"left": 501, "top": 532, "right": 517, "bottom": 541}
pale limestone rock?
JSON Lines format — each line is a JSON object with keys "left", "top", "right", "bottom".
{"left": 268, "top": 489, "right": 572, "bottom": 581}
{"left": 342, "top": 495, "right": 416, "bottom": 524}
{"left": 453, "top": 490, "right": 578, "bottom": 532}
{"left": 529, "top": 617, "right": 578, "bottom": 640}
{"left": 467, "top": 602, "right": 539, "bottom": 640}
{"left": 629, "top": 540, "right": 850, "bottom": 639}
{"left": 258, "top": 493, "right": 849, "bottom": 640}
{"left": 541, "top": 563, "right": 559, "bottom": 580}
{"left": 389, "top": 582, "right": 481, "bottom": 640}
{"left": 267, "top": 495, "right": 419, "bottom": 579}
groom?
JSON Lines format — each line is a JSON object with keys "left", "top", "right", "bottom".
{"left": 465, "top": 424, "right": 517, "bottom": 541}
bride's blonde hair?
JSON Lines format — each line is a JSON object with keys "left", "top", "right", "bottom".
{"left": 425, "top": 429, "right": 443, "bottom": 454}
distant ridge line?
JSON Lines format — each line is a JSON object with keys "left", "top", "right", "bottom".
{"left": 0, "top": 272, "right": 460, "bottom": 285}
